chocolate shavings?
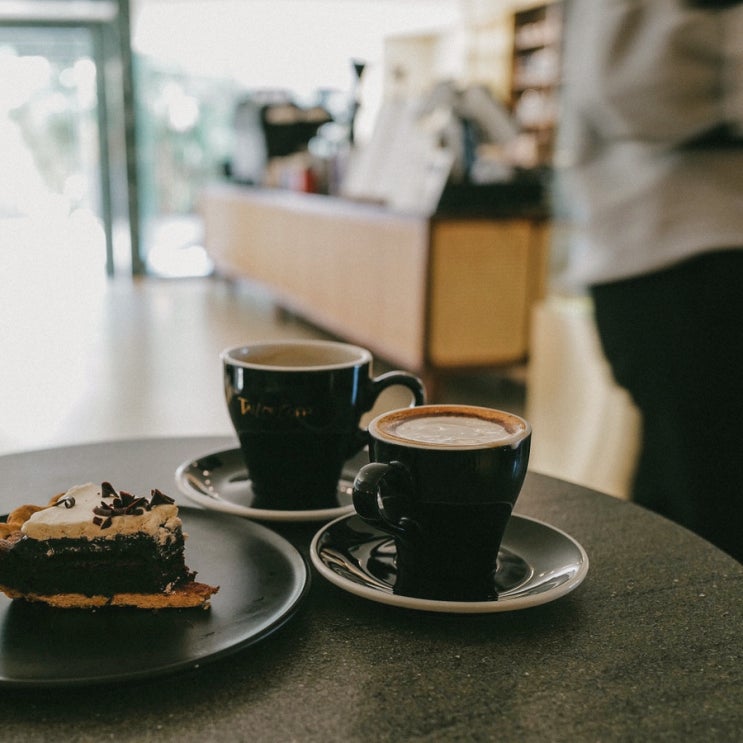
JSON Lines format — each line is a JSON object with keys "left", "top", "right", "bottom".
{"left": 101, "top": 481, "right": 117, "bottom": 499}
{"left": 91, "top": 483, "right": 174, "bottom": 529}
{"left": 150, "top": 488, "right": 175, "bottom": 507}
{"left": 93, "top": 515, "right": 113, "bottom": 529}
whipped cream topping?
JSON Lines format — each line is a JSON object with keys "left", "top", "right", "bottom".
{"left": 22, "top": 483, "right": 181, "bottom": 542}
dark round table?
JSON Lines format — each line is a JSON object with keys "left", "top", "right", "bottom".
{"left": 1, "top": 437, "right": 741, "bottom": 741}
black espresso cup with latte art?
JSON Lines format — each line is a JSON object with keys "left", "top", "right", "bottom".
{"left": 353, "top": 404, "right": 531, "bottom": 601}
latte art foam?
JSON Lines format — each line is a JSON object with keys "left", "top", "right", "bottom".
{"left": 385, "top": 415, "right": 514, "bottom": 446}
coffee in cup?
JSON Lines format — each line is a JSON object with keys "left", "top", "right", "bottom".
{"left": 222, "top": 340, "right": 426, "bottom": 511}
{"left": 353, "top": 404, "right": 531, "bottom": 600}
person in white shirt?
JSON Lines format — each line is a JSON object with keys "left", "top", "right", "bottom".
{"left": 557, "top": 0, "right": 742, "bottom": 561}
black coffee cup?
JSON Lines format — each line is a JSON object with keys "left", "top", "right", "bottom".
{"left": 352, "top": 404, "right": 531, "bottom": 601}
{"left": 222, "top": 340, "right": 426, "bottom": 511}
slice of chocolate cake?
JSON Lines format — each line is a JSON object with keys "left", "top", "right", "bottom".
{"left": 0, "top": 482, "right": 218, "bottom": 609}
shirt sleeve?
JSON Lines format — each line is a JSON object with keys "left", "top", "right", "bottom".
{"left": 559, "top": 0, "right": 736, "bottom": 156}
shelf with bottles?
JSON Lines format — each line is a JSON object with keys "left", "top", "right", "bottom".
{"left": 513, "top": 86, "right": 558, "bottom": 132}
{"left": 513, "top": 4, "right": 562, "bottom": 52}
{"left": 511, "top": 45, "right": 561, "bottom": 91}
{"left": 510, "top": 1, "right": 564, "bottom": 167}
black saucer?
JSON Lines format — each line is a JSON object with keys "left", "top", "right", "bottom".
{"left": 175, "top": 447, "right": 365, "bottom": 522}
{"left": 310, "top": 513, "right": 589, "bottom": 613}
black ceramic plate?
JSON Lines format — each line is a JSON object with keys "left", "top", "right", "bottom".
{"left": 0, "top": 509, "right": 309, "bottom": 688}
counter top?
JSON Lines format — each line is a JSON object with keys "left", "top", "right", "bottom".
{"left": 210, "top": 180, "right": 551, "bottom": 221}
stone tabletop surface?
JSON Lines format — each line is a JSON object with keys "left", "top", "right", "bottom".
{"left": 1, "top": 437, "right": 741, "bottom": 742}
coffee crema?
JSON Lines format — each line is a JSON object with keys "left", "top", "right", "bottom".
{"left": 389, "top": 416, "right": 512, "bottom": 446}
{"left": 372, "top": 405, "right": 530, "bottom": 449}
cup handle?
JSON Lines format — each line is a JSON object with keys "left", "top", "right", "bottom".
{"left": 352, "top": 461, "right": 416, "bottom": 537}
{"left": 347, "top": 371, "right": 426, "bottom": 457}
{"left": 369, "top": 371, "right": 426, "bottom": 408}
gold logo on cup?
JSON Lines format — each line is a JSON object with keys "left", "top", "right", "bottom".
{"left": 238, "top": 396, "right": 313, "bottom": 419}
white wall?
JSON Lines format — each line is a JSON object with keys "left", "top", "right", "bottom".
{"left": 131, "top": 0, "right": 460, "bottom": 96}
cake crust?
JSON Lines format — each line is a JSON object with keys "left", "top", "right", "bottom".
{"left": 0, "top": 579, "right": 218, "bottom": 609}
{"left": 0, "top": 501, "right": 50, "bottom": 539}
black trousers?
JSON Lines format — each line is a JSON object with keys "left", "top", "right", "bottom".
{"left": 592, "top": 250, "right": 743, "bottom": 562}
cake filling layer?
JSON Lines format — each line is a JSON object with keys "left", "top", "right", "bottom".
{"left": 1, "top": 531, "right": 191, "bottom": 595}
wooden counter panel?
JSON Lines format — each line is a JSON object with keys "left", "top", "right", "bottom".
{"left": 427, "top": 219, "right": 548, "bottom": 367}
{"left": 202, "top": 186, "right": 429, "bottom": 370}
{"left": 201, "top": 185, "right": 549, "bottom": 386}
